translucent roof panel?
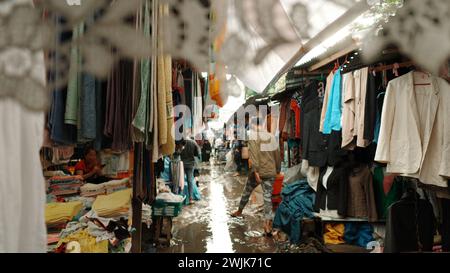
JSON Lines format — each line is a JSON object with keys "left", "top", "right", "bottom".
{"left": 225, "top": 0, "right": 357, "bottom": 93}
{"left": 279, "top": 0, "right": 358, "bottom": 43}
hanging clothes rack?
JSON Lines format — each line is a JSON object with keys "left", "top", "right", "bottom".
{"left": 370, "top": 61, "right": 415, "bottom": 73}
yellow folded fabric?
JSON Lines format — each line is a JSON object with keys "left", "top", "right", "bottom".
{"left": 92, "top": 188, "right": 132, "bottom": 217}
{"left": 323, "top": 223, "right": 345, "bottom": 245}
{"left": 45, "top": 201, "right": 83, "bottom": 225}
{"left": 57, "top": 229, "right": 108, "bottom": 253}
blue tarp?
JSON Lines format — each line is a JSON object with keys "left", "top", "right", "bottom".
{"left": 273, "top": 179, "right": 315, "bottom": 244}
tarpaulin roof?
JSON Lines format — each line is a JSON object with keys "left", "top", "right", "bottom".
{"left": 228, "top": 0, "right": 362, "bottom": 94}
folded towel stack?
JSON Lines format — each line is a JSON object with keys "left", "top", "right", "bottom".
{"left": 92, "top": 189, "right": 132, "bottom": 218}
{"left": 80, "top": 183, "right": 106, "bottom": 197}
{"left": 104, "top": 178, "right": 130, "bottom": 194}
{"left": 45, "top": 201, "right": 83, "bottom": 227}
{"left": 48, "top": 175, "right": 83, "bottom": 196}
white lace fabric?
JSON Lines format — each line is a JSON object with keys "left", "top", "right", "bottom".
{"left": 0, "top": 1, "right": 49, "bottom": 111}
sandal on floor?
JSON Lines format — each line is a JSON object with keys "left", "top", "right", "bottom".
{"left": 264, "top": 221, "right": 273, "bottom": 237}
{"left": 264, "top": 229, "right": 273, "bottom": 237}
{"left": 230, "top": 211, "right": 243, "bottom": 218}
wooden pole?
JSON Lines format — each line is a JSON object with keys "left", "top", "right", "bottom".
{"left": 131, "top": 145, "right": 149, "bottom": 254}
{"left": 131, "top": 198, "right": 142, "bottom": 253}
{"left": 131, "top": 145, "right": 143, "bottom": 253}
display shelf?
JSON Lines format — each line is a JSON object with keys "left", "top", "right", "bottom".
{"left": 312, "top": 213, "right": 386, "bottom": 223}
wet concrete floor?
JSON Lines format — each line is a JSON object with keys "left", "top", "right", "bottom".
{"left": 157, "top": 162, "right": 278, "bottom": 253}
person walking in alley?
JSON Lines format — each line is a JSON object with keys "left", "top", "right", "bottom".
{"left": 231, "top": 117, "right": 281, "bottom": 236}
{"left": 232, "top": 139, "right": 243, "bottom": 177}
{"left": 201, "top": 139, "right": 212, "bottom": 163}
{"left": 177, "top": 137, "right": 201, "bottom": 205}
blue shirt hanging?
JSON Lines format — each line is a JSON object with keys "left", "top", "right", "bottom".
{"left": 323, "top": 69, "right": 343, "bottom": 134}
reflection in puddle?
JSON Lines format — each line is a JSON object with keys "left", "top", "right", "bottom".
{"left": 206, "top": 172, "right": 234, "bottom": 253}
{"left": 244, "top": 230, "right": 264, "bottom": 238}
{"left": 157, "top": 163, "right": 278, "bottom": 253}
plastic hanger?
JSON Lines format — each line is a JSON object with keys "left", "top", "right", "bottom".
{"left": 413, "top": 69, "right": 431, "bottom": 86}
{"left": 332, "top": 59, "right": 339, "bottom": 73}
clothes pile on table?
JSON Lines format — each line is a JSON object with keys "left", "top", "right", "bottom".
{"left": 56, "top": 229, "right": 110, "bottom": 253}
{"left": 45, "top": 201, "right": 83, "bottom": 227}
{"left": 47, "top": 188, "right": 134, "bottom": 253}
{"left": 104, "top": 178, "right": 130, "bottom": 194}
{"left": 80, "top": 178, "right": 131, "bottom": 197}
{"left": 44, "top": 170, "right": 67, "bottom": 179}
{"left": 80, "top": 183, "right": 105, "bottom": 197}
{"left": 92, "top": 188, "right": 132, "bottom": 218}
{"left": 48, "top": 175, "right": 83, "bottom": 196}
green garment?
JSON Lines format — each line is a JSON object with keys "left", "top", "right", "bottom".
{"left": 65, "top": 23, "right": 84, "bottom": 125}
{"left": 373, "top": 166, "right": 403, "bottom": 219}
{"left": 132, "top": 0, "right": 151, "bottom": 143}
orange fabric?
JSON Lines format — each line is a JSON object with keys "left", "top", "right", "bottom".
{"left": 323, "top": 223, "right": 345, "bottom": 244}
{"left": 209, "top": 75, "right": 223, "bottom": 107}
{"left": 290, "top": 100, "right": 301, "bottom": 138}
{"left": 272, "top": 174, "right": 284, "bottom": 195}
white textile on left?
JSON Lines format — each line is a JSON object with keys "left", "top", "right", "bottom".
{"left": 0, "top": 97, "right": 46, "bottom": 253}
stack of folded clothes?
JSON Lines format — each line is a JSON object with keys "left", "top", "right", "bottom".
{"left": 44, "top": 170, "right": 67, "bottom": 179}
{"left": 48, "top": 176, "right": 83, "bottom": 196}
{"left": 92, "top": 189, "right": 132, "bottom": 218}
{"left": 103, "top": 178, "right": 130, "bottom": 194}
{"left": 45, "top": 201, "right": 83, "bottom": 227}
{"left": 80, "top": 183, "right": 106, "bottom": 197}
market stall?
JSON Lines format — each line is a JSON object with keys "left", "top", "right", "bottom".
{"left": 253, "top": 1, "right": 450, "bottom": 252}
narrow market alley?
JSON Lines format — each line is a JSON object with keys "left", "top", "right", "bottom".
{"left": 157, "top": 162, "right": 277, "bottom": 253}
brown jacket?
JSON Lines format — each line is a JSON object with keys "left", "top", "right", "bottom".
{"left": 347, "top": 165, "right": 378, "bottom": 222}
{"left": 248, "top": 129, "right": 281, "bottom": 179}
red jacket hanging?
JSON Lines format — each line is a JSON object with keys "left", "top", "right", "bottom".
{"left": 290, "top": 99, "right": 301, "bottom": 138}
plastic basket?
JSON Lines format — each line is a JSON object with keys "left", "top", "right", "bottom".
{"left": 152, "top": 197, "right": 185, "bottom": 217}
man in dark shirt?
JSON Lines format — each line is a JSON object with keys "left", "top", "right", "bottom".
{"left": 202, "top": 139, "right": 212, "bottom": 163}
{"left": 178, "top": 138, "right": 201, "bottom": 204}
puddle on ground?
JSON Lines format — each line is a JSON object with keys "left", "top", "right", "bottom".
{"left": 156, "top": 163, "right": 277, "bottom": 253}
